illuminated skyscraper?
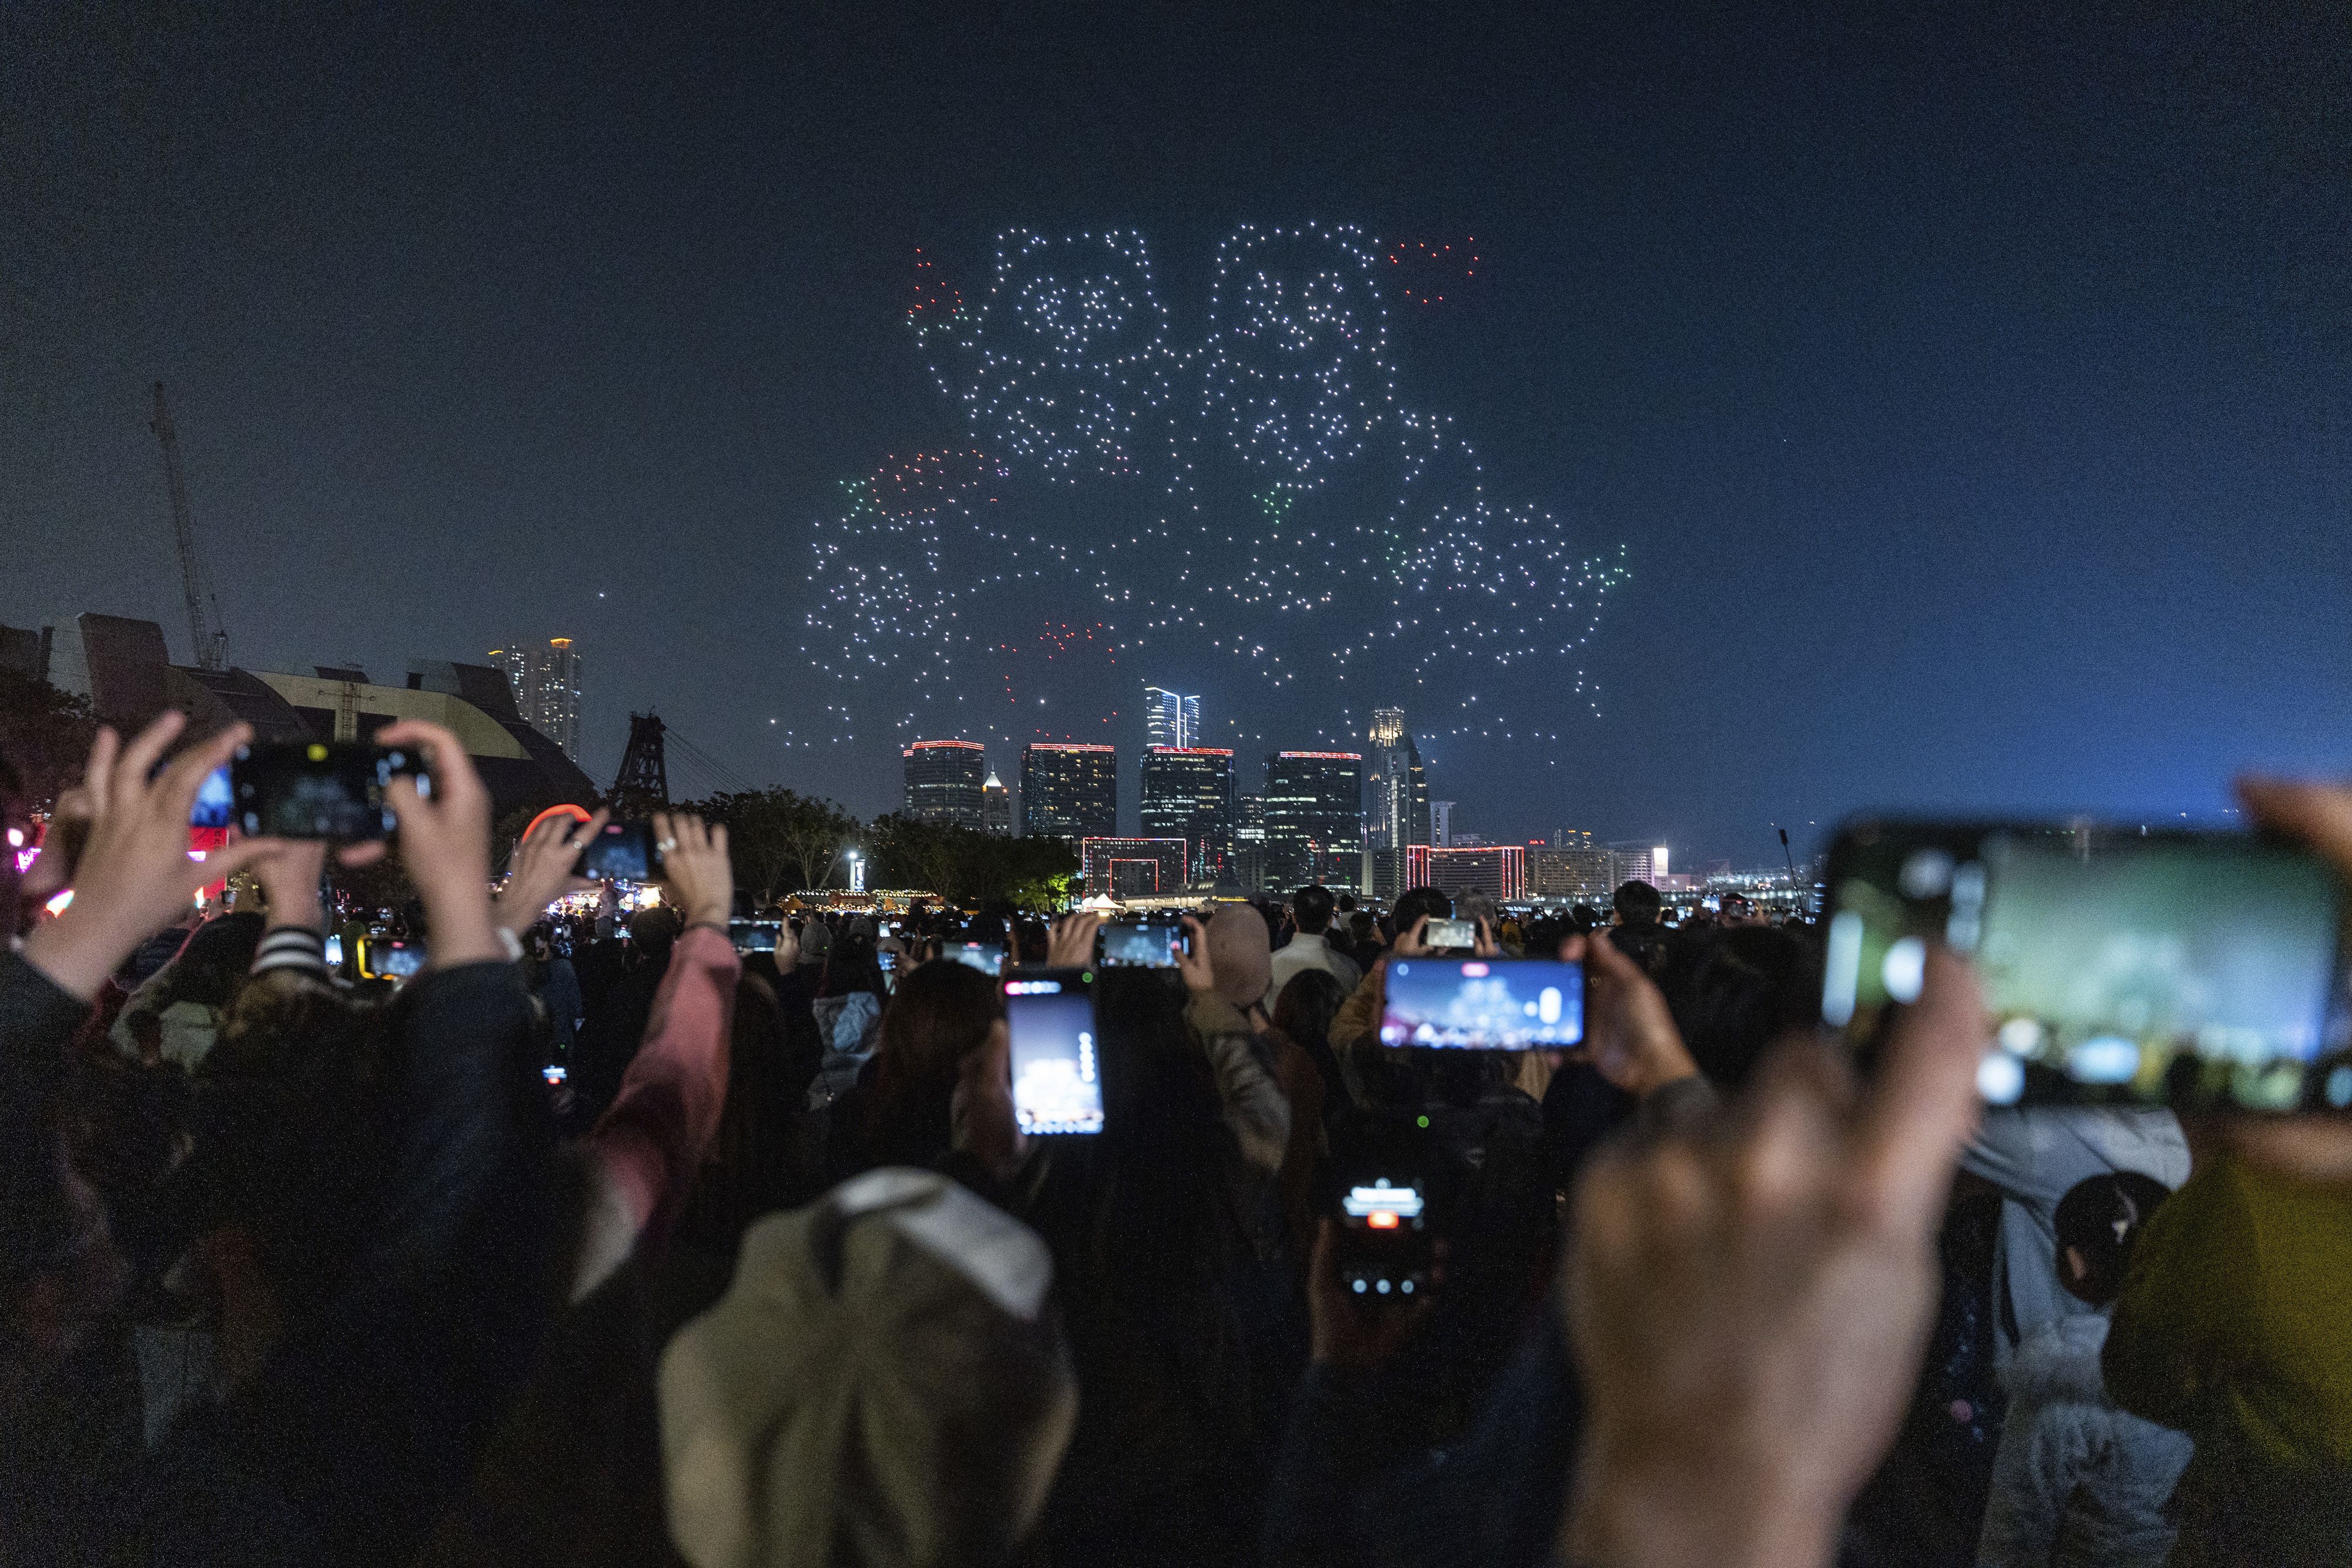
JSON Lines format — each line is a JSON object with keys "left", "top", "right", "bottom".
{"left": 981, "top": 771, "right": 1013, "bottom": 835}
{"left": 1265, "top": 751, "right": 1363, "bottom": 891}
{"left": 1363, "top": 706, "right": 1431, "bottom": 852}
{"left": 1432, "top": 800, "right": 1455, "bottom": 847}
{"left": 903, "top": 740, "right": 987, "bottom": 829}
{"left": 1140, "top": 746, "right": 1235, "bottom": 883}
{"left": 1143, "top": 686, "right": 1201, "bottom": 750}
{"left": 1021, "top": 743, "right": 1117, "bottom": 840}
{"left": 489, "top": 637, "right": 583, "bottom": 761}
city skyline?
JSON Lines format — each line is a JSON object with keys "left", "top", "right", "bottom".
{"left": 8, "top": 8, "right": 2343, "bottom": 867}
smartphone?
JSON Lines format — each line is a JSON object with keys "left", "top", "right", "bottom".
{"left": 1422, "top": 917, "right": 1476, "bottom": 950}
{"left": 1822, "top": 820, "right": 2352, "bottom": 1111}
{"left": 542, "top": 1064, "right": 569, "bottom": 1086}
{"left": 1380, "top": 958, "right": 1585, "bottom": 1049}
{"left": 574, "top": 820, "right": 660, "bottom": 881}
{"left": 1100, "top": 920, "right": 1186, "bottom": 968}
{"left": 189, "top": 764, "right": 235, "bottom": 828}
{"left": 1003, "top": 968, "right": 1104, "bottom": 1135}
{"left": 1334, "top": 1176, "right": 1435, "bottom": 1300}
{"left": 323, "top": 933, "right": 344, "bottom": 968}
{"left": 728, "top": 919, "right": 781, "bottom": 954}
{"left": 357, "top": 936, "right": 425, "bottom": 981}
{"left": 947, "top": 942, "right": 1006, "bottom": 976}
{"left": 229, "top": 741, "right": 427, "bottom": 841}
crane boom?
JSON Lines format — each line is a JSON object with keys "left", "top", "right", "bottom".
{"left": 149, "top": 382, "right": 226, "bottom": 670}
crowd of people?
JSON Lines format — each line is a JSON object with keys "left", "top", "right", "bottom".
{"left": 5, "top": 709, "right": 2352, "bottom": 1566}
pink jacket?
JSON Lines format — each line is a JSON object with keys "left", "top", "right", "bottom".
{"left": 589, "top": 924, "right": 740, "bottom": 1258}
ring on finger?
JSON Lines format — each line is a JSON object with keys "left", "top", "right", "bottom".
{"left": 657, "top": 837, "right": 679, "bottom": 853}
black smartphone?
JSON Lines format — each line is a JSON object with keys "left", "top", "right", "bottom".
{"left": 727, "top": 919, "right": 781, "bottom": 954}
{"left": 1334, "top": 1175, "right": 1435, "bottom": 1301}
{"left": 574, "top": 820, "right": 660, "bottom": 881}
{"left": 947, "top": 941, "right": 1006, "bottom": 976}
{"left": 1003, "top": 968, "right": 1104, "bottom": 1135}
{"left": 1100, "top": 920, "right": 1186, "bottom": 968}
{"left": 357, "top": 935, "right": 425, "bottom": 980}
{"left": 1822, "top": 819, "right": 2352, "bottom": 1111}
{"left": 228, "top": 741, "right": 426, "bottom": 841}
{"left": 1380, "top": 957, "right": 1585, "bottom": 1049}
{"left": 1422, "top": 917, "right": 1476, "bottom": 950}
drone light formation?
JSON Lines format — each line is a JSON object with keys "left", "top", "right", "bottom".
{"left": 803, "top": 226, "right": 1626, "bottom": 763}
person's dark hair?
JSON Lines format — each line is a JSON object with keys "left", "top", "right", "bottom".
{"left": 162, "top": 912, "right": 268, "bottom": 1008}
{"left": 1272, "top": 967, "right": 1347, "bottom": 1056}
{"left": 1392, "top": 885, "right": 1453, "bottom": 939}
{"left": 629, "top": 904, "right": 684, "bottom": 964}
{"left": 858, "top": 959, "right": 1004, "bottom": 1164}
{"left": 818, "top": 932, "right": 887, "bottom": 999}
{"left": 2053, "top": 1171, "right": 2174, "bottom": 1306}
{"left": 1291, "top": 884, "right": 1336, "bottom": 935}
{"left": 1612, "top": 880, "right": 1662, "bottom": 926}
{"left": 1568, "top": 903, "right": 1601, "bottom": 934}
{"left": 1667, "top": 928, "right": 1819, "bottom": 1091}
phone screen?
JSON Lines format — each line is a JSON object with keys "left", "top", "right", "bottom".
{"left": 1335, "top": 1177, "right": 1434, "bottom": 1299}
{"left": 189, "top": 764, "right": 235, "bottom": 828}
{"left": 728, "top": 919, "right": 781, "bottom": 953}
{"left": 359, "top": 937, "right": 425, "bottom": 980}
{"left": 542, "top": 1064, "right": 569, "bottom": 1085}
{"left": 1422, "top": 917, "right": 1476, "bottom": 950}
{"left": 1004, "top": 969, "right": 1104, "bottom": 1135}
{"left": 947, "top": 942, "right": 1005, "bottom": 976}
{"left": 1381, "top": 958, "right": 1585, "bottom": 1049}
{"left": 1100, "top": 921, "right": 1184, "bottom": 968}
{"left": 230, "top": 742, "right": 422, "bottom": 841}
{"left": 1823, "top": 822, "right": 2350, "bottom": 1110}
{"left": 323, "top": 933, "right": 343, "bottom": 967}
{"left": 574, "top": 821, "right": 656, "bottom": 881}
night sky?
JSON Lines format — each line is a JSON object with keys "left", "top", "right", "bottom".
{"left": 6, "top": 2, "right": 2347, "bottom": 868}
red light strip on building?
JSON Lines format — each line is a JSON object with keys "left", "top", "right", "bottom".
{"left": 1276, "top": 751, "right": 1364, "bottom": 760}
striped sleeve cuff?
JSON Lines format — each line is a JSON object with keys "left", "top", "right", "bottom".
{"left": 251, "top": 925, "right": 331, "bottom": 978}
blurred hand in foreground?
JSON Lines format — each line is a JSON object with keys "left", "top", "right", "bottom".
{"left": 24, "top": 715, "right": 275, "bottom": 1000}
{"left": 2210, "top": 777, "right": 2352, "bottom": 1185}
{"left": 1045, "top": 910, "right": 1100, "bottom": 969}
{"left": 1562, "top": 951, "right": 1984, "bottom": 1568}
{"left": 1559, "top": 931, "right": 1700, "bottom": 1098}
{"left": 370, "top": 720, "right": 500, "bottom": 971}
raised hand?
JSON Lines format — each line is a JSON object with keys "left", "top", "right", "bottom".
{"left": 1561, "top": 951, "right": 1984, "bottom": 1568}
{"left": 2208, "top": 777, "right": 2352, "bottom": 1185}
{"left": 1045, "top": 910, "right": 1100, "bottom": 969}
{"left": 1392, "top": 914, "right": 1433, "bottom": 958}
{"left": 1175, "top": 913, "right": 1215, "bottom": 993}
{"left": 653, "top": 811, "right": 733, "bottom": 929}
{"left": 24, "top": 714, "right": 276, "bottom": 1000}
{"left": 371, "top": 719, "right": 500, "bottom": 971}
{"left": 1558, "top": 931, "right": 1700, "bottom": 1097}
{"left": 496, "top": 808, "right": 607, "bottom": 934}
{"left": 246, "top": 837, "right": 331, "bottom": 932}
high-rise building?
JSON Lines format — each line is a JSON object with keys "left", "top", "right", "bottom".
{"left": 1140, "top": 746, "right": 1235, "bottom": 884}
{"left": 1143, "top": 686, "right": 1201, "bottom": 750}
{"left": 903, "top": 740, "right": 987, "bottom": 829}
{"left": 1432, "top": 800, "right": 1455, "bottom": 847}
{"left": 1528, "top": 842, "right": 1614, "bottom": 904}
{"left": 1021, "top": 743, "right": 1117, "bottom": 840}
{"left": 1081, "top": 837, "right": 1188, "bottom": 900}
{"left": 1234, "top": 793, "right": 1268, "bottom": 891}
{"left": 1405, "top": 844, "right": 1527, "bottom": 902}
{"left": 489, "top": 637, "right": 583, "bottom": 761}
{"left": 1264, "top": 751, "right": 1362, "bottom": 891}
{"left": 982, "top": 771, "right": 1013, "bottom": 835}
{"left": 1605, "top": 843, "right": 1656, "bottom": 888}
{"left": 1362, "top": 707, "right": 1432, "bottom": 851}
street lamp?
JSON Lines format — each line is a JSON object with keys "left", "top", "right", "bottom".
{"left": 847, "top": 850, "right": 865, "bottom": 895}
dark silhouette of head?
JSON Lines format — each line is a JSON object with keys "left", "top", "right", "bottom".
{"left": 1392, "top": 886, "right": 1453, "bottom": 941}
{"left": 1291, "top": 883, "right": 1336, "bottom": 935}
{"left": 2054, "top": 1171, "right": 2174, "bottom": 1307}
{"left": 1613, "top": 880, "right": 1663, "bottom": 927}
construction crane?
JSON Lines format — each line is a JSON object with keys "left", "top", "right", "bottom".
{"left": 149, "top": 382, "right": 228, "bottom": 671}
